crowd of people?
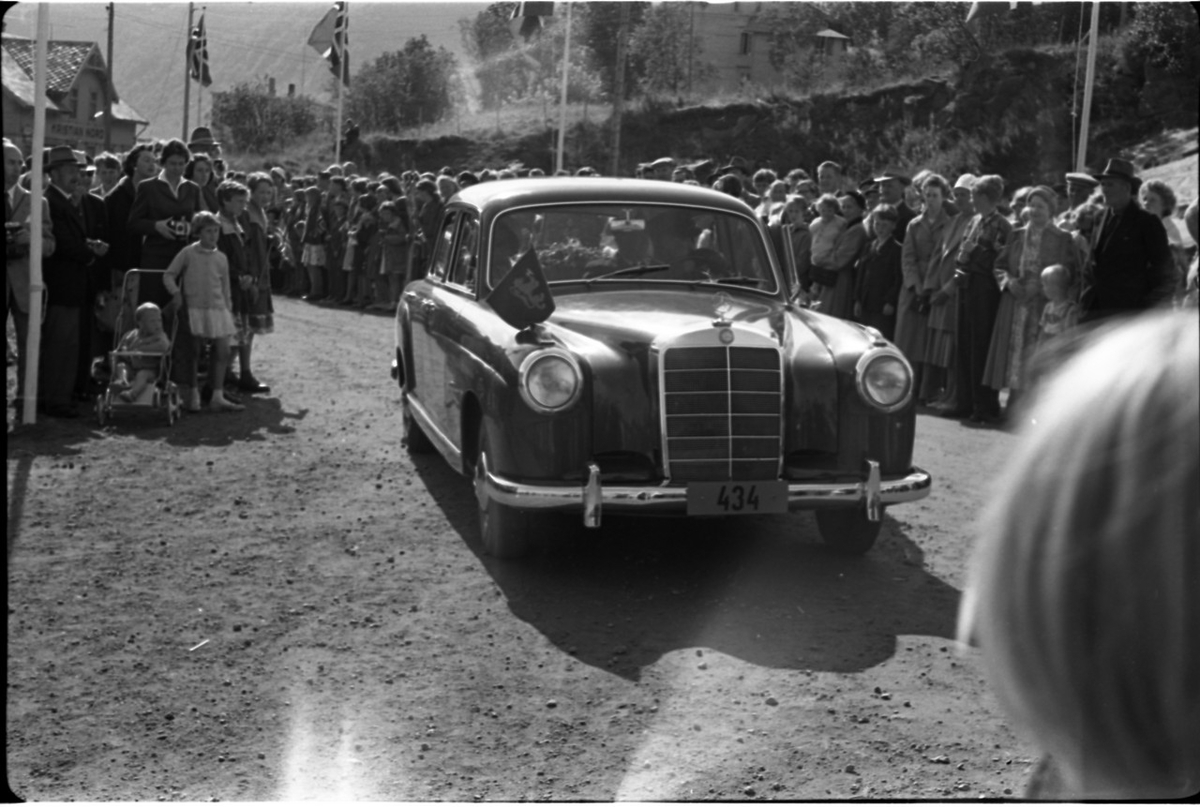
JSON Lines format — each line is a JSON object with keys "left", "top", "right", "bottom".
{"left": 6, "top": 130, "right": 1198, "bottom": 423}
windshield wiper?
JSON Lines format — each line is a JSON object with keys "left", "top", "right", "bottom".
{"left": 710, "top": 275, "right": 766, "bottom": 287}
{"left": 589, "top": 264, "right": 671, "bottom": 280}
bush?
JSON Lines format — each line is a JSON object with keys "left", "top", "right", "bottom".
{"left": 1121, "top": 3, "right": 1200, "bottom": 78}
{"left": 212, "top": 80, "right": 323, "bottom": 153}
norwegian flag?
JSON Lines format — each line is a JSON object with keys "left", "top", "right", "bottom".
{"left": 308, "top": 1, "right": 350, "bottom": 87}
{"left": 188, "top": 14, "right": 213, "bottom": 87}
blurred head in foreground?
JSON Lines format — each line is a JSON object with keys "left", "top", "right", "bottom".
{"left": 957, "top": 311, "right": 1199, "bottom": 800}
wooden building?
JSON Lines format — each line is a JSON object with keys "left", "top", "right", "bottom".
{"left": 2, "top": 35, "right": 147, "bottom": 158}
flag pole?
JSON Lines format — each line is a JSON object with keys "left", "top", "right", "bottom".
{"left": 24, "top": 3, "right": 51, "bottom": 425}
{"left": 555, "top": 1, "right": 572, "bottom": 174}
{"left": 182, "top": 1, "right": 194, "bottom": 140}
{"left": 334, "top": 3, "right": 346, "bottom": 166}
{"left": 1075, "top": 0, "right": 1100, "bottom": 172}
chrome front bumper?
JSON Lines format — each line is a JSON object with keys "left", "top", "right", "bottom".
{"left": 480, "top": 460, "right": 932, "bottom": 528}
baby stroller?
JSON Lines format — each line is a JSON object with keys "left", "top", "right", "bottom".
{"left": 94, "top": 269, "right": 182, "bottom": 426}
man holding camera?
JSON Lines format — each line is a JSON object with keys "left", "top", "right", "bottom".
{"left": 5, "top": 138, "right": 55, "bottom": 416}
{"left": 40, "top": 144, "right": 108, "bottom": 418}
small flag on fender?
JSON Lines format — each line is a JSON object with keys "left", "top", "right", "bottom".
{"left": 486, "top": 248, "right": 555, "bottom": 330}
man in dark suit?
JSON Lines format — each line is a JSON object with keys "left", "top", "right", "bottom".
{"left": 1080, "top": 158, "right": 1174, "bottom": 322}
{"left": 39, "top": 145, "right": 106, "bottom": 418}
{"left": 71, "top": 153, "right": 111, "bottom": 401}
{"left": 874, "top": 171, "right": 917, "bottom": 242}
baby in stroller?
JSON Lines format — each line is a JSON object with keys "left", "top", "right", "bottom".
{"left": 113, "top": 302, "right": 170, "bottom": 403}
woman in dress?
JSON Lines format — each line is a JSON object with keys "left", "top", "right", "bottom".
{"left": 983, "top": 185, "right": 1078, "bottom": 409}
{"left": 895, "top": 173, "right": 952, "bottom": 398}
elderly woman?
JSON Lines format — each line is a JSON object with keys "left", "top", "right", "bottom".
{"left": 895, "top": 173, "right": 952, "bottom": 399}
{"left": 983, "top": 185, "right": 1078, "bottom": 406}
{"left": 128, "top": 139, "right": 202, "bottom": 270}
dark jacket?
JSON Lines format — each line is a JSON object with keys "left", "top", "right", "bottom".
{"left": 43, "top": 185, "right": 94, "bottom": 308}
{"left": 128, "top": 176, "right": 202, "bottom": 269}
{"left": 78, "top": 190, "right": 110, "bottom": 292}
{"left": 104, "top": 175, "right": 142, "bottom": 278}
{"left": 1082, "top": 202, "right": 1174, "bottom": 318}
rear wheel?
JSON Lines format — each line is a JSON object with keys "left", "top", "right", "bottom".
{"left": 402, "top": 393, "right": 435, "bottom": 454}
{"left": 816, "top": 508, "right": 883, "bottom": 555}
{"left": 474, "top": 424, "right": 545, "bottom": 559}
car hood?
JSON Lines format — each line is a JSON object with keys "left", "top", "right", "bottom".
{"left": 534, "top": 287, "right": 841, "bottom": 459}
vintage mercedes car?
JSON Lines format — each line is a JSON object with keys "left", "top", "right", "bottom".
{"left": 391, "top": 178, "right": 931, "bottom": 558}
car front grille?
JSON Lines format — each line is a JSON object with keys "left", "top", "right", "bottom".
{"left": 661, "top": 344, "right": 783, "bottom": 481}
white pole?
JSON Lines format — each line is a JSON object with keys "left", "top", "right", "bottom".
{"left": 182, "top": 2, "right": 194, "bottom": 140}
{"left": 1075, "top": 0, "right": 1100, "bottom": 172}
{"left": 334, "top": 3, "right": 346, "bottom": 165}
{"left": 555, "top": 2, "right": 572, "bottom": 173}
{"left": 24, "top": 4, "right": 50, "bottom": 425}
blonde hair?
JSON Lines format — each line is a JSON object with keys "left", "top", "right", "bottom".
{"left": 958, "top": 312, "right": 1199, "bottom": 798}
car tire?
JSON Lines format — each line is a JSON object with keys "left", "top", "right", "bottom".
{"left": 815, "top": 509, "right": 883, "bottom": 555}
{"left": 474, "top": 424, "right": 543, "bottom": 560}
{"left": 402, "top": 394, "right": 436, "bottom": 455}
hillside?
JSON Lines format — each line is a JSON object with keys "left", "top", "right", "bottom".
{"left": 1, "top": 1, "right": 483, "bottom": 141}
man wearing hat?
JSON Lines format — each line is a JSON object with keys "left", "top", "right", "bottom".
{"left": 874, "top": 170, "right": 917, "bottom": 241}
{"left": 187, "top": 126, "right": 221, "bottom": 158}
{"left": 1080, "top": 158, "right": 1174, "bottom": 322}
{"left": 1056, "top": 171, "right": 1099, "bottom": 230}
{"left": 5, "top": 138, "right": 55, "bottom": 416}
{"left": 39, "top": 145, "right": 107, "bottom": 417}
{"left": 648, "top": 157, "right": 676, "bottom": 181}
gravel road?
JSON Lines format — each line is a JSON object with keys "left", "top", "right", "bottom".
{"left": 6, "top": 296, "right": 1039, "bottom": 801}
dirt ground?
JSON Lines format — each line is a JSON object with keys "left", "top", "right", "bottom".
{"left": 6, "top": 295, "right": 1040, "bottom": 801}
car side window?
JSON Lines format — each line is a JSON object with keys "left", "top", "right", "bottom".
{"left": 447, "top": 214, "right": 480, "bottom": 293}
{"left": 427, "top": 212, "right": 458, "bottom": 282}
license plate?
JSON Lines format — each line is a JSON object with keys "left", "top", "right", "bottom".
{"left": 686, "top": 481, "right": 788, "bottom": 515}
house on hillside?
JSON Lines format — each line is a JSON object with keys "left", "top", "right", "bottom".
{"left": 2, "top": 35, "right": 147, "bottom": 158}
{"left": 688, "top": 2, "right": 850, "bottom": 94}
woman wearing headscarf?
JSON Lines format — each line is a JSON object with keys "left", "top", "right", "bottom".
{"left": 983, "top": 185, "right": 1077, "bottom": 409}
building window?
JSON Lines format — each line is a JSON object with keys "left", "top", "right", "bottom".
{"left": 739, "top": 32, "right": 752, "bottom": 56}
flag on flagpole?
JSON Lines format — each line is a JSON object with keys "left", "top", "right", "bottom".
{"left": 308, "top": 1, "right": 349, "bottom": 87}
{"left": 188, "top": 13, "right": 213, "bottom": 87}
{"left": 510, "top": 1, "right": 554, "bottom": 40}
{"left": 966, "top": 1, "right": 1019, "bottom": 24}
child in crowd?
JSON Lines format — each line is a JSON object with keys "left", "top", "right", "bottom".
{"left": 853, "top": 203, "right": 903, "bottom": 340}
{"left": 216, "top": 180, "right": 252, "bottom": 392}
{"left": 300, "top": 185, "right": 328, "bottom": 301}
{"left": 326, "top": 198, "right": 349, "bottom": 305}
{"left": 114, "top": 302, "right": 170, "bottom": 403}
{"left": 378, "top": 201, "right": 412, "bottom": 307}
{"left": 347, "top": 193, "right": 379, "bottom": 308}
{"left": 957, "top": 312, "right": 1198, "bottom": 799}
{"left": 1037, "top": 263, "right": 1078, "bottom": 343}
{"left": 808, "top": 193, "right": 846, "bottom": 289}
{"left": 162, "top": 211, "right": 243, "bottom": 412}
{"left": 284, "top": 188, "right": 307, "bottom": 297}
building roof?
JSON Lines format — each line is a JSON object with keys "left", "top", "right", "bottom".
{"left": 815, "top": 29, "right": 850, "bottom": 40}
{"left": 1, "top": 36, "right": 101, "bottom": 99}
{"left": 2, "top": 43, "right": 62, "bottom": 110}
{"left": 93, "top": 98, "right": 148, "bottom": 125}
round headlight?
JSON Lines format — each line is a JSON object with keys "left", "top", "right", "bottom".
{"left": 519, "top": 350, "right": 582, "bottom": 412}
{"left": 856, "top": 351, "right": 912, "bottom": 412}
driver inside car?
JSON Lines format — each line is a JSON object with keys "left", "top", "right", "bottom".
{"left": 646, "top": 209, "right": 730, "bottom": 280}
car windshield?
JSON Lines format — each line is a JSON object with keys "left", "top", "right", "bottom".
{"left": 487, "top": 204, "right": 779, "bottom": 293}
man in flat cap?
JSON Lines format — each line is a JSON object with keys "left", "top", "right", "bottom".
{"left": 1055, "top": 171, "right": 1098, "bottom": 230}
{"left": 875, "top": 170, "right": 917, "bottom": 242}
{"left": 1080, "top": 158, "right": 1173, "bottom": 322}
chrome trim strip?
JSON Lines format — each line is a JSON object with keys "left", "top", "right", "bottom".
{"left": 480, "top": 465, "right": 932, "bottom": 515}
{"left": 405, "top": 393, "right": 463, "bottom": 473}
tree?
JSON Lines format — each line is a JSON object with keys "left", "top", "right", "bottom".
{"left": 575, "top": 2, "right": 649, "bottom": 98}
{"left": 346, "top": 36, "right": 460, "bottom": 131}
{"left": 459, "top": 2, "right": 517, "bottom": 63}
{"left": 628, "top": 2, "right": 709, "bottom": 96}
{"left": 211, "top": 79, "right": 321, "bottom": 152}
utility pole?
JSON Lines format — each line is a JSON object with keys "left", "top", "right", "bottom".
{"left": 610, "top": 2, "right": 629, "bottom": 177}
{"left": 103, "top": 2, "right": 113, "bottom": 151}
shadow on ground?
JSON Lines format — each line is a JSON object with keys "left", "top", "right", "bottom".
{"left": 412, "top": 452, "right": 960, "bottom": 682}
